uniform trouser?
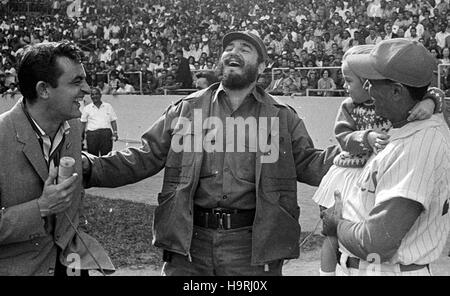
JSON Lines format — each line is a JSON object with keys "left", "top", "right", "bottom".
{"left": 161, "top": 225, "right": 283, "bottom": 276}
{"left": 86, "top": 129, "right": 113, "bottom": 156}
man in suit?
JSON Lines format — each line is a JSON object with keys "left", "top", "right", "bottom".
{"left": 0, "top": 42, "right": 114, "bottom": 276}
{"left": 265, "top": 69, "right": 284, "bottom": 94}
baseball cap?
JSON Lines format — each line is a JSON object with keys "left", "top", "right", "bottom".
{"left": 346, "top": 38, "right": 435, "bottom": 87}
{"left": 222, "top": 31, "right": 268, "bottom": 62}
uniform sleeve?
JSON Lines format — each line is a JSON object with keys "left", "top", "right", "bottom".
{"left": 334, "top": 98, "right": 373, "bottom": 154}
{"left": 375, "top": 128, "right": 443, "bottom": 211}
{"left": 337, "top": 197, "right": 423, "bottom": 262}
{"left": 86, "top": 101, "right": 180, "bottom": 188}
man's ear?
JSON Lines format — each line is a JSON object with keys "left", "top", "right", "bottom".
{"left": 391, "top": 82, "right": 404, "bottom": 102}
{"left": 36, "top": 81, "right": 50, "bottom": 100}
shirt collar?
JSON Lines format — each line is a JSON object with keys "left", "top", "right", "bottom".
{"left": 22, "top": 100, "right": 71, "bottom": 138}
{"left": 388, "top": 114, "right": 444, "bottom": 142}
{"left": 30, "top": 117, "right": 71, "bottom": 138}
{"left": 92, "top": 102, "right": 104, "bottom": 109}
{"left": 213, "top": 83, "right": 265, "bottom": 104}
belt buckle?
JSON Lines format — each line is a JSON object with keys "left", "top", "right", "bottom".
{"left": 214, "top": 212, "right": 231, "bottom": 230}
{"left": 212, "top": 208, "right": 232, "bottom": 230}
{"left": 215, "top": 212, "right": 224, "bottom": 229}
{"left": 339, "top": 252, "right": 350, "bottom": 275}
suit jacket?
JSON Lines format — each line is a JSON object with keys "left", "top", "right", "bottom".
{"left": 265, "top": 77, "right": 284, "bottom": 92}
{"left": 0, "top": 100, "right": 114, "bottom": 275}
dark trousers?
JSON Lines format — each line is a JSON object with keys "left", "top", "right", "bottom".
{"left": 161, "top": 226, "right": 283, "bottom": 276}
{"left": 86, "top": 128, "right": 113, "bottom": 156}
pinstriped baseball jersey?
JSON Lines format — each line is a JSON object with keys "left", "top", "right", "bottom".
{"left": 339, "top": 115, "right": 450, "bottom": 265}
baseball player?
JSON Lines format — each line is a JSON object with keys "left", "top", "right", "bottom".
{"left": 321, "top": 39, "right": 450, "bottom": 276}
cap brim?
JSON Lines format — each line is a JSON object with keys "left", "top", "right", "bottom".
{"left": 222, "top": 32, "right": 268, "bottom": 61}
{"left": 345, "top": 54, "right": 386, "bottom": 80}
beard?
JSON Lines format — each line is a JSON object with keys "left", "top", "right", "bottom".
{"left": 216, "top": 57, "right": 259, "bottom": 90}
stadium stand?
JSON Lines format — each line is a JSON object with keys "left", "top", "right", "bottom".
{"left": 1, "top": 0, "right": 450, "bottom": 96}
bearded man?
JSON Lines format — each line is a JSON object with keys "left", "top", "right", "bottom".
{"left": 82, "top": 32, "right": 340, "bottom": 276}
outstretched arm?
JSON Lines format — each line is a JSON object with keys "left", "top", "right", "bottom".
{"left": 83, "top": 101, "right": 182, "bottom": 188}
{"left": 334, "top": 97, "right": 373, "bottom": 154}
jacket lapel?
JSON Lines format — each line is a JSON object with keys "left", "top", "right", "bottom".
{"left": 11, "top": 102, "right": 48, "bottom": 182}
{"left": 60, "top": 130, "right": 73, "bottom": 159}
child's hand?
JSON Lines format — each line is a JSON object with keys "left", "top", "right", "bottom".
{"left": 367, "top": 131, "right": 390, "bottom": 154}
{"left": 407, "top": 98, "right": 434, "bottom": 121}
{"left": 408, "top": 87, "right": 444, "bottom": 121}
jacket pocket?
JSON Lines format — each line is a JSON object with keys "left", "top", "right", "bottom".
{"left": 262, "top": 176, "right": 297, "bottom": 193}
{"left": 157, "top": 191, "right": 176, "bottom": 206}
{"left": 261, "top": 134, "right": 297, "bottom": 179}
{"left": 278, "top": 191, "right": 300, "bottom": 222}
{"left": 153, "top": 191, "right": 183, "bottom": 247}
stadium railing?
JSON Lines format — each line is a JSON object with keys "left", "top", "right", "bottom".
{"left": 99, "top": 71, "right": 143, "bottom": 95}
{"left": 1, "top": 91, "right": 21, "bottom": 100}
{"left": 305, "top": 89, "right": 346, "bottom": 96}
{"left": 269, "top": 66, "right": 345, "bottom": 96}
{"left": 271, "top": 66, "right": 341, "bottom": 82}
{"left": 437, "top": 63, "right": 450, "bottom": 94}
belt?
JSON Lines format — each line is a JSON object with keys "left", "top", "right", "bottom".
{"left": 337, "top": 251, "right": 429, "bottom": 272}
{"left": 193, "top": 206, "right": 255, "bottom": 230}
{"left": 86, "top": 128, "right": 111, "bottom": 133}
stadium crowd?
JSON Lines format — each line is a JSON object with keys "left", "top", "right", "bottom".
{"left": 2, "top": 0, "right": 450, "bottom": 96}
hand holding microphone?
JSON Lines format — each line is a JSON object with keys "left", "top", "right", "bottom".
{"left": 37, "top": 157, "right": 78, "bottom": 217}
{"left": 47, "top": 157, "right": 107, "bottom": 275}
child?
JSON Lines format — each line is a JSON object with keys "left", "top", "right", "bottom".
{"left": 312, "top": 45, "right": 444, "bottom": 276}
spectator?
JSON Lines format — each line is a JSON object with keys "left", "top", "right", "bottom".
{"left": 5, "top": 82, "right": 18, "bottom": 94}
{"left": 113, "top": 79, "right": 135, "bottom": 95}
{"left": 256, "top": 74, "right": 270, "bottom": 90}
{"left": 297, "top": 76, "right": 311, "bottom": 96}
{"left": 365, "top": 27, "right": 381, "bottom": 45}
{"left": 108, "top": 72, "right": 119, "bottom": 92}
{"left": 429, "top": 46, "right": 442, "bottom": 88}
{"left": 384, "top": 24, "right": 395, "bottom": 39}
{"left": 281, "top": 76, "right": 299, "bottom": 95}
{"left": 149, "top": 55, "right": 164, "bottom": 73}
{"left": 440, "top": 47, "right": 450, "bottom": 81}
{"left": 303, "top": 32, "right": 315, "bottom": 54}
{"left": 156, "top": 73, "right": 179, "bottom": 94}
{"left": 407, "top": 27, "right": 421, "bottom": 42}
{"left": 307, "top": 69, "right": 319, "bottom": 89}
{"left": 0, "top": 71, "right": 7, "bottom": 94}
{"left": 97, "top": 80, "right": 111, "bottom": 95}
{"left": 143, "top": 71, "right": 159, "bottom": 94}
{"left": 436, "top": 22, "right": 450, "bottom": 49}
{"left": 265, "top": 69, "right": 284, "bottom": 94}
{"left": 4, "top": 69, "right": 16, "bottom": 87}
{"left": 195, "top": 71, "right": 219, "bottom": 90}
{"left": 81, "top": 87, "right": 119, "bottom": 156}
{"left": 187, "top": 56, "right": 196, "bottom": 71}
{"left": 1, "top": 0, "right": 450, "bottom": 98}
{"left": 317, "top": 69, "right": 337, "bottom": 96}
{"left": 175, "top": 49, "right": 193, "bottom": 89}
